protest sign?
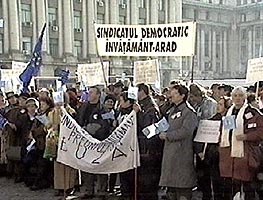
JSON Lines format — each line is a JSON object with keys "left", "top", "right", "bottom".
{"left": 142, "top": 117, "right": 169, "bottom": 139}
{"left": 222, "top": 116, "right": 236, "bottom": 130}
{"left": 94, "top": 22, "right": 196, "bottom": 57}
{"left": 77, "top": 62, "right": 109, "bottom": 87}
{"left": 52, "top": 91, "right": 64, "bottom": 104}
{"left": 12, "top": 61, "right": 27, "bottom": 70}
{"left": 246, "top": 57, "right": 263, "bottom": 82}
{"left": 194, "top": 120, "right": 221, "bottom": 143}
{"left": 57, "top": 108, "right": 140, "bottom": 174}
{"left": 128, "top": 86, "right": 138, "bottom": 100}
{"left": 134, "top": 59, "right": 160, "bottom": 85}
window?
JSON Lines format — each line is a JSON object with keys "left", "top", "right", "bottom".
{"left": 119, "top": 0, "right": 127, "bottom": 5}
{"left": 216, "top": 62, "right": 220, "bottom": 73}
{"left": 205, "top": 33, "right": 209, "bottom": 57}
{"left": 22, "top": 37, "right": 32, "bottom": 53}
{"left": 119, "top": 16, "right": 125, "bottom": 25}
{"left": 219, "top": 0, "right": 223, "bottom": 4}
{"left": 194, "top": 10, "right": 198, "bottom": 20}
{"left": 241, "top": 29, "right": 246, "bottom": 39}
{"left": 255, "top": 44, "right": 260, "bottom": 57}
{"left": 158, "top": 0, "right": 164, "bottom": 11}
{"left": 205, "top": 11, "right": 210, "bottom": 20}
{"left": 74, "top": 11, "right": 82, "bottom": 29}
{"left": 209, "top": 0, "right": 212, "bottom": 3}
{"left": 48, "top": 8, "right": 57, "bottom": 26}
{"left": 138, "top": 0, "right": 145, "bottom": 8}
{"left": 241, "top": 13, "right": 246, "bottom": 22}
{"left": 251, "top": 0, "right": 255, "bottom": 3}
{"left": 237, "top": 0, "right": 241, "bottom": 5}
{"left": 21, "top": 4, "right": 31, "bottom": 23}
{"left": 139, "top": 18, "right": 146, "bottom": 25}
{"left": 256, "top": 27, "right": 261, "bottom": 38}
{"left": 241, "top": 46, "right": 247, "bottom": 60}
{"left": 0, "top": 34, "right": 3, "bottom": 54}
{"left": 74, "top": 40, "right": 82, "bottom": 57}
{"left": 256, "top": 11, "right": 261, "bottom": 20}
{"left": 243, "top": 0, "right": 247, "bottom": 4}
{"left": 205, "top": 62, "right": 211, "bottom": 71}
{"left": 183, "top": 8, "right": 187, "bottom": 18}
{"left": 216, "top": 33, "right": 220, "bottom": 58}
{"left": 97, "top": 14, "right": 105, "bottom": 24}
{"left": 49, "top": 38, "right": 58, "bottom": 57}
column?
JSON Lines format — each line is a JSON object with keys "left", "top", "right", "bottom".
{"left": 130, "top": 0, "right": 138, "bottom": 25}
{"left": 150, "top": 0, "right": 158, "bottom": 24}
{"left": 36, "top": 0, "right": 48, "bottom": 52}
{"left": 248, "top": 29, "right": 253, "bottom": 59}
{"left": 197, "top": 26, "right": 201, "bottom": 71}
{"left": 223, "top": 30, "right": 227, "bottom": 73}
{"left": 201, "top": 29, "right": 205, "bottom": 71}
{"left": 8, "top": 0, "right": 20, "bottom": 51}
{"left": 164, "top": 0, "right": 168, "bottom": 23}
{"left": 109, "top": 0, "right": 118, "bottom": 24}
{"left": 62, "top": 0, "right": 73, "bottom": 55}
{"left": 126, "top": 0, "right": 130, "bottom": 24}
{"left": 31, "top": 0, "right": 37, "bottom": 44}
{"left": 169, "top": 0, "right": 176, "bottom": 23}
{"left": 2, "top": 0, "right": 9, "bottom": 53}
{"left": 82, "top": 0, "right": 87, "bottom": 58}
{"left": 58, "top": 0, "right": 63, "bottom": 57}
{"left": 104, "top": 0, "right": 110, "bottom": 24}
{"left": 174, "top": 0, "right": 182, "bottom": 22}
{"left": 145, "top": 0, "right": 150, "bottom": 24}
{"left": 87, "top": 0, "right": 97, "bottom": 56}
{"left": 212, "top": 31, "right": 216, "bottom": 71}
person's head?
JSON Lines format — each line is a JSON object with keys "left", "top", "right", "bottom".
{"left": 210, "top": 83, "right": 220, "bottom": 101}
{"left": 217, "top": 96, "right": 232, "bottom": 115}
{"left": 224, "top": 85, "right": 233, "bottom": 97}
{"left": 6, "top": 92, "right": 17, "bottom": 106}
{"left": 247, "top": 93, "right": 259, "bottom": 108}
{"left": 39, "top": 96, "right": 55, "bottom": 113}
{"left": 103, "top": 95, "right": 116, "bottom": 110}
{"left": 88, "top": 86, "right": 101, "bottom": 103}
{"left": 18, "top": 92, "right": 30, "bottom": 107}
{"left": 0, "top": 93, "right": 5, "bottom": 108}
{"left": 170, "top": 84, "right": 189, "bottom": 105}
{"left": 155, "top": 94, "right": 166, "bottom": 106}
{"left": 137, "top": 83, "right": 150, "bottom": 101}
{"left": 38, "top": 88, "right": 50, "bottom": 98}
{"left": 113, "top": 81, "right": 124, "bottom": 97}
{"left": 25, "top": 98, "right": 39, "bottom": 116}
{"left": 231, "top": 86, "right": 247, "bottom": 108}
{"left": 119, "top": 92, "right": 135, "bottom": 109}
{"left": 188, "top": 84, "right": 204, "bottom": 106}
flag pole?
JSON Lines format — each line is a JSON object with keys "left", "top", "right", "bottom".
{"left": 191, "top": 21, "right": 197, "bottom": 83}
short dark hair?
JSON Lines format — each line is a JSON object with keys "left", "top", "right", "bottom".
{"left": 219, "top": 96, "right": 232, "bottom": 109}
{"left": 89, "top": 86, "right": 101, "bottom": 96}
{"left": 137, "top": 83, "right": 149, "bottom": 95}
{"left": 172, "top": 84, "right": 189, "bottom": 102}
{"left": 120, "top": 92, "right": 135, "bottom": 104}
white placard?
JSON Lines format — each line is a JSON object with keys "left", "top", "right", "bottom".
{"left": 77, "top": 62, "right": 109, "bottom": 86}
{"left": 246, "top": 57, "right": 263, "bottom": 82}
{"left": 57, "top": 108, "right": 140, "bottom": 174}
{"left": 52, "top": 91, "right": 64, "bottom": 104}
{"left": 194, "top": 120, "right": 221, "bottom": 143}
{"left": 94, "top": 22, "right": 196, "bottom": 57}
{"left": 134, "top": 59, "right": 160, "bottom": 85}
{"left": 12, "top": 61, "right": 28, "bottom": 70}
{"left": 128, "top": 86, "right": 138, "bottom": 100}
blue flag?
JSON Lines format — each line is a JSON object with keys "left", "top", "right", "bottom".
{"left": 58, "top": 69, "right": 70, "bottom": 85}
{"left": 19, "top": 23, "right": 46, "bottom": 93}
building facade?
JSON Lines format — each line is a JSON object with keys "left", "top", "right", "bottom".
{"left": 0, "top": 0, "right": 262, "bottom": 87}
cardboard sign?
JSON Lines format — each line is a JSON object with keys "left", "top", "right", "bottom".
{"left": 194, "top": 120, "right": 221, "bottom": 143}
{"left": 246, "top": 57, "right": 263, "bottom": 82}
{"left": 128, "top": 86, "right": 138, "bottom": 100}
{"left": 223, "top": 115, "right": 236, "bottom": 130}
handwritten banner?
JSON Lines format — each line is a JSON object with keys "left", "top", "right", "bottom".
{"left": 77, "top": 62, "right": 109, "bottom": 87}
{"left": 194, "top": 120, "right": 221, "bottom": 143}
{"left": 57, "top": 108, "right": 140, "bottom": 174}
{"left": 246, "top": 57, "right": 263, "bottom": 82}
{"left": 134, "top": 59, "right": 160, "bottom": 85}
{"left": 94, "top": 22, "right": 196, "bottom": 57}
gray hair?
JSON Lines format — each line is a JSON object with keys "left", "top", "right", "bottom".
{"left": 231, "top": 86, "right": 247, "bottom": 97}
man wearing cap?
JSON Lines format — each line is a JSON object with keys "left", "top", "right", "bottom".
{"left": 18, "top": 93, "right": 31, "bottom": 108}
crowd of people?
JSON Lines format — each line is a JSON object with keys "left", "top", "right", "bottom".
{"left": 0, "top": 80, "right": 263, "bottom": 200}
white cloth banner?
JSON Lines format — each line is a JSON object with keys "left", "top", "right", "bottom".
{"left": 77, "top": 62, "right": 109, "bottom": 86}
{"left": 57, "top": 108, "right": 140, "bottom": 174}
{"left": 246, "top": 57, "right": 263, "bottom": 82}
{"left": 94, "top": 22, "right": 196, "bottom": 57}
{"left": 194, "top": 120, "right": 221, "bottom": 143}
{"left": 134, "top": 59, "right": 160, "bottom": 85}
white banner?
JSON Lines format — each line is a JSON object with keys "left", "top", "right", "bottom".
{"left": 246, "top": 57, "right": 263, "bottom": 82}
{"left": 12, "top": 61, "right": 27, "bottom": 70}
{"left": 94, "top": 22, "right": 196, "bottom": 57}
{"left": 57, "top": 108, "right": 140, "bottom": 174}
{"left": 77, "top": 62, "right": 109, "bottom": 87}
{"left": 134, "top": 59, "right": 160, "bottom": 85}
{"left": 194, "top": 120, "right": 221, "bottom": 143}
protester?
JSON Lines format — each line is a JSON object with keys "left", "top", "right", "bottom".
{"left": 219, "top": 86, "right": 263, "bottom": 200}
{"left": 159, "top": 84, "right": 198, "bottom": 200}
{"left": 5, "top": 91, "right": 18, "bottom": 113}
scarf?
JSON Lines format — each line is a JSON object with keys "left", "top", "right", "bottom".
{"left": 220, "top": 103, "right": 248, "bottom": 158}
